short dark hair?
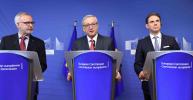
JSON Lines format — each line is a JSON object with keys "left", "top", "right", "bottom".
{"left": 145, "top": 12, "right": 161, "bottom": 24}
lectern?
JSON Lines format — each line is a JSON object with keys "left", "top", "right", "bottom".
{"left": 143, "top": 50, "right": 193, "bottom": 100}
{"left": 0, "top": 50, "right": 43, "bottom": 100}
{"left": 65, "top": 50, "right": 122, "bottom": 100}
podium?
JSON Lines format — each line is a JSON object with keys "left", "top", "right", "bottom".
{"left": 65, "top": 50, "right": 122, "bottom": 100}
{"left": 0, "top": 50, "right": 43, "bottom": 100}
{"left": 143, "top": 50, "right": 193, "bottom": 100}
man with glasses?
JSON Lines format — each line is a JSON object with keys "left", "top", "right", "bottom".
{"left": 0, "top": 12, "right": 47, "bottom": 100}
{"left": 67, "top": 14, "right": 121, "bottom": 80}
{"left": 72, "top": 14, "right": 115, "bottom": 51}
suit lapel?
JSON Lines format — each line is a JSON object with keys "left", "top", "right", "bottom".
{"left": 146, "top": 36, "right": 154, "bottom": 51}
{"left": 27, "top": 35, "right": 35, "bottom": 51}
{"left": 160, "top": 35, "right": 167, "bottom": 50}
{"left": 12, "top": 34, "right": 20, "bottom": 50}
{"left": 83, "top": 36, "right": 89, "bottom": 50}
{"left": 95, "top": 34, "right": 102, "bottom": 50}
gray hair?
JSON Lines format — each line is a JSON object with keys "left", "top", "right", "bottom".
{"left": 14, "top": 12, "right": 32, "bottom": 25}
{"left": 82, "top": 14, "right": 98, "bottom": 25}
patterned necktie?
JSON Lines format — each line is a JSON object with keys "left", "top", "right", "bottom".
{"left": 153, "top": 36, "right": 159, "bottom": 51}
{"left": 20, "top": 36, "right": 26, "bottom": 50}
{"left": 90, "top": 39, "right": 95, "bottom": 50}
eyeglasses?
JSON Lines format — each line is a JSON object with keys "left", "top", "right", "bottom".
{"left": 83, "top": 23, "right": 98, "bottom": 27}
{"left": 18, "top": 21, "right": 35, "bottom": 25}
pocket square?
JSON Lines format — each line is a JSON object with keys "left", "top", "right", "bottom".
{"left": 163, "top": 45, "right": 170, "bottom": 48}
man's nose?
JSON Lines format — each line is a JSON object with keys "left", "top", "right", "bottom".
{"left": 28, "top": 24, "right": 33, "bottom": 28}
{"left": 88, "top": 25, "right": 94, "bottom": 29}
{"left": 154, "top": 22, "right": 157, "bottom": 26}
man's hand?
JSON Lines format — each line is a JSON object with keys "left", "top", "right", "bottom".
{"left": 115, "top": 71, "right": 121, "bottom": 80}
{"left": 139, "top": 71, "right": 146, "bottom": 80}
{"left": 67, "top": 72, "right": 72, "bottom": 81}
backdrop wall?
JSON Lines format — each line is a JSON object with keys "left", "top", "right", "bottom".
{"left": 0, "top": 0, "right": 193, "bottom": 100}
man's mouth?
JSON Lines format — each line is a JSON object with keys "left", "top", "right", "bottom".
{"left": 89, "top": 30, "right": 94, "bottom": 33}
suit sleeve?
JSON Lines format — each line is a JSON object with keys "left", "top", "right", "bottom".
{"left": 172, "top": 37, "right": 180, "bottom": 50}
{"left": 108, "top": 38, "right": 115, "bottom": 51}
{"left": 134, "top": 40, "right": 145, "bottom": 76}
{"left": 0, "top": 37, "right": 5, "bottom": 49}
{"left": 38, "top": 41, "right": 47, "bottom": 72}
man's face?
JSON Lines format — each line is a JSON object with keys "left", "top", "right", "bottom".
{"left": 82, "top": 17, "right": 98, "bottom": 38}
{"left": 146, "top": 15, "right": 161, "bottom": 35}
{"left": 16, "top": 15, "right": 34, "bottom": 36}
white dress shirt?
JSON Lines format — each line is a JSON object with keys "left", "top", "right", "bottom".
{"left": 149, "top": 32, "right": 162, "bottom": 50}
{"left": 18, "top": 33, "right": 29, "bottom": 49}
{"left": 87, "top": 34, "right": 98, "bottom": 47}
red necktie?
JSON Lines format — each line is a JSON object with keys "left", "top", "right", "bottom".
{"left": 90, "top": 40, "right": 95, "bottom": 50}
{"left": 20, "top": 36, "right": 26, "bottom": 50}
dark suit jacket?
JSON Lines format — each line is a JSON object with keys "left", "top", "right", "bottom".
{"left": 134, "top": 34, "right": 180, "bottom": 75}
{"left": 72, "top": 34, "right": 115, "bottom": 51}
{"left": 0, "top": 33, "right": 47, "bottom": 94}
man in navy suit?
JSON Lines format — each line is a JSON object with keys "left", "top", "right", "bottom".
{"left": 134, "top": 12, "right": 180, "bottom": 100}
{"left": 67, "top": 15, "right": 121, "bottom": 80}
{"left": 0, "top": 12, "right": 47, "bottom": 100}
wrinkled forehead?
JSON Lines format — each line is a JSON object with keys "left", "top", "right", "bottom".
{"left": 83, "top": 16, "right": 97, "bottom": 24}
{"left": 19, "top": 15, "right": 33, "bottom": 22}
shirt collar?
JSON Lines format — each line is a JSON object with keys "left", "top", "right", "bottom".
{"left": 150, "top": 32, "right": 162, "bottom": 39}
{"left": 18, "top": 33, "right": 29, "bottom": 39}
{"left": 87, "top": 33, "right": 98, "bottom": 42}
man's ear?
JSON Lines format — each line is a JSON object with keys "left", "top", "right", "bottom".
{"left": 145, "top": 24, "right": 149, "bottom": 29}
{"left": 16, "top": 23, "right": 20, "bottom": 28}
{"left": 83, "top": 27, "right": 86, "bottom": 33}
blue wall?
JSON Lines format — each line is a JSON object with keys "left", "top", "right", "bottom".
{"left": 0, "top": 0, "right": 193, "bottom": 100}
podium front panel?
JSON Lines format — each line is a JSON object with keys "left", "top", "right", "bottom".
{"left": 0, "top": 53, "right": 30, "bottom": 100}
{"left": 73, "top": 52, "right": 114, "bottom": 100}
{"left": 155, "top": 52, "right": 193, "bottom": 100}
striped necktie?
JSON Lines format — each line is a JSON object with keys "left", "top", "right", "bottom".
{"left": 89, "top": 39, "right": 95, "bottom": 50}
{"left": 20, "top": 36, "right": 27, "bottom": 50}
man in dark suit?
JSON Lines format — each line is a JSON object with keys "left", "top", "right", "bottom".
{"left": 72, "top": 31, "right": 115, "bottom": 51}
{"left": 134, "top": 12, "right": 180, "bottom": 100}
{"left": 72, "top": 15, "right": 114, "bottom": 51}
{"left": 0, "top": 12, "right": 47, "bottom": 100}
{"left": 67, "top": 14, "right": 121, "bottom": 80}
